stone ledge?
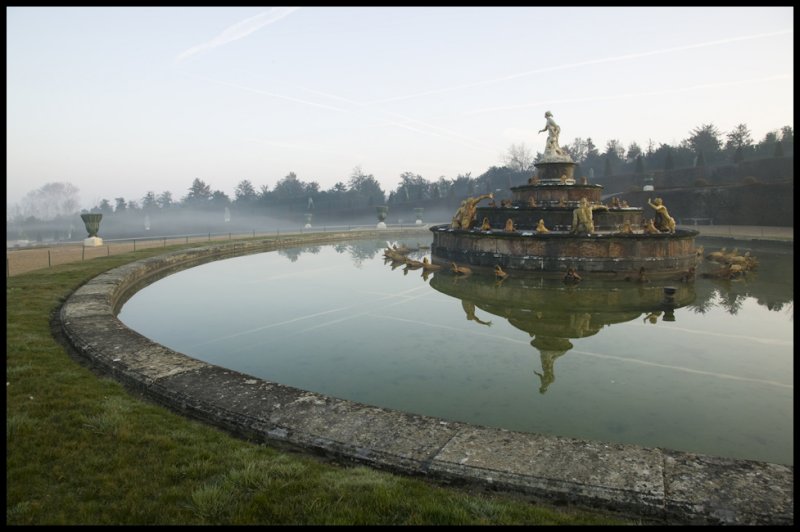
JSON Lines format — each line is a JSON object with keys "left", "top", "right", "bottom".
{"left": 57, "top": 230, "right": 793, "bottom": 525}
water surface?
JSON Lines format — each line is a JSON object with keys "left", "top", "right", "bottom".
{"left": 118, "top": 237, "right": 793, "bottom": 465}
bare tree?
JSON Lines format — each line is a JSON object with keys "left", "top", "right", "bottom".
{"left": 18, "top": 182, "right": 80, "bottom": 220}
{"left": 503, "top": 143, "right": 535, "bottom": 172}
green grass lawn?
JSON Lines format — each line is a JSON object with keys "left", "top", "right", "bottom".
{"left": 7, "top": 239, "right": 633, "bottom": 525}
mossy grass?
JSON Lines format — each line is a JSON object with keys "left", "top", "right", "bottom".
{"left": 7, "top": 237, "right": 633, "bottom": 525}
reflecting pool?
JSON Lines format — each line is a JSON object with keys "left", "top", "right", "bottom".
{"left": 118, "top": 237, "right": 793, "bottom": 466}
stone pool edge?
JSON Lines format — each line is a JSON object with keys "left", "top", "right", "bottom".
{"left": 57, "top": 229, "right": 793, "bottom": 525}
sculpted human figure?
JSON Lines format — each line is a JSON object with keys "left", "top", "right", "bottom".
{"left": 571, "top": 197, "right": 607, "bottom": 234}
{"left": 451, "top": 200, "right": 467, "bottom": 228}
{"left": 538, "top": 111, "right": 564, "bottom": 157}
{"left": 504, "top": 218, "right": 515, "bottom": 232}
{"left": 644, "top": 219, "right": 660, "bottom": 234}
{"left": 536, "top": 219, "right": 549, "bottom": 233}
{"left": 480, "top": 217, "right": 491, "bottom": 231}
{"left": 648, "top": 197, "right": 676, "bottom": 233}
{"left": 459, "top": 193, "right": 494, "bottom": 229}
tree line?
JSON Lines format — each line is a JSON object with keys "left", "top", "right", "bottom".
{"left": 8, "top": 122, "right": 794, "bottom": 226}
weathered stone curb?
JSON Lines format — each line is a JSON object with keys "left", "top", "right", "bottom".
{"left": 58, "top": 229, "right": 793, "bottom": 525}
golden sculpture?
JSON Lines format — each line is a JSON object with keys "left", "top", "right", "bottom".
{"left": 494, "top": 264, "right": 509, "bottom": 281}
{"left": 504, "top": 218, "right": 515, "bottom": 232}
{"left": 644, "top": 219, "right": 660, "bottom": 234}
{"left": 621, "top": 200, "right": 629, "bottom": 208}
{"left": 528, "top": 196, "right": 537, "bottom": 207}
{"left": 559, "top": 174, "right": 568, "bottom": 184}
{"left": 457, "top": 193, "right": 493, "bottom": 229}
{"left": 451, "top": 200, "right": 467, "bottom": 228}
{"left": 727, "top": 251, "right": 758, "bottom": 270}
{"left": 563, "top": 267, "right": 582, "bottom": 283}
{"left": 480, "top": 217, "right": 491, "bottom": 231}
{"left": 571, "top": 197, "right": 608, "bottom": 234}
{"left": 643, "top": 311, "right": 661, "bottom": 324}
{"left": 535, "top": 219, "right": 550, "bottom": 233}
{"left": 619, "top": 220, "right": 633, "bottom": 234}
{"left": 421, "top": 257, "right": 441, "bottom": 271}
{"left": 404, "top": 257, "right": 424, "bottom": 269}
{"left": 706, "top": 247, "right": 727, "bottom": 262}
{"left": 647, "top": 197, "right": 676, "bottom": 233}
{"left": 451, "top": 262, "right": 472, "bottom": 275}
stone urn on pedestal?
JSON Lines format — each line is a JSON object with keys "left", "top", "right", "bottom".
{"left": 80, "top": 213, "right": 104, "bottom": 247}
{"left": 376, "top": 205, "right": 389, "bottom": 229}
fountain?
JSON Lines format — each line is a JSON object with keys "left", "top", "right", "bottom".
{"left": 431, "top": 112, "right": 698, "bottom": 279}
{"left": 304, "top": 212, "right": 313, "bottom": 229}
{"left": 80, "top": 213, "right": 104, "bottom": 247}
{"left": 414, "top": 207, "right": 424, "bottom": 225}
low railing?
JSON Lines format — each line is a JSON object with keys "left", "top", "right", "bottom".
{"left": 6, "top": 223, "right": 440, "bottom": 277}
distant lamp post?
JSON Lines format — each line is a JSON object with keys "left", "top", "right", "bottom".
{"left": 304, "top": 212, "right": 313, "bottom": 229}
{"left": 414, "top": 207, "right": 424, "bottom": 225}
{"left": 80, "top": 213, "right": 104, "bottom": 247}
{"left": 376, "top": 205, "right": 389, "bottom": 229}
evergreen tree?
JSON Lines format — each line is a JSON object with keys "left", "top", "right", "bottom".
{"left": 141, "top": 191, "right": 159, "bottom": 212}
{"left": 98, "top": 199, "right": 114, "bottom": 214}
{"left": 157, "top": 191, "right": 173, "bottom": 209}
{"left": 686, "top": 124, "right": 723, "bottom": 164}
{"left": 724, "top": 123, "right": 753, "bottom": 162}
{"left": 695, "top": 150, "right": 706, "bottom": 167}
{"left": 183, "top": 178, "right": 212, "bottom": 208}
{"left": 664, "top": 149, "right": 675, "bottom": 171}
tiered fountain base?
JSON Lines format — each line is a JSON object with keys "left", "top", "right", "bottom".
{"left": 431, "top": 160, "right": 698, "bottom": 279}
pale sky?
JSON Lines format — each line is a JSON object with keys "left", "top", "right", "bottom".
{"left": 6, "top": 6, "right": 794, "bottom": 210}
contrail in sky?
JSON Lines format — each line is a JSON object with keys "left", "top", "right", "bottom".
{"left": 366, "top": 29, "right": 793, "bottom": 105}
{"left": 298, "top": 86, "right": 497, "bottom": 153}
{"left": 176, "top": 6, "right": 301, "bottom": 63}
{"left": 196, "top": 75, "right": 348, "bottom": 112}
{"left": 465, "top": 74, "right": 793, "bottom": 115}
{"left": 244, "top": 137, "right": 353, "bottom": 157}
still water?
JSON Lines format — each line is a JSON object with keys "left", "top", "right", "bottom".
{"left": 118, "top": 236, "right": 793, "bottom": 466}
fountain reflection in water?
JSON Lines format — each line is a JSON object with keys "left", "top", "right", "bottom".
{"left": 118, "top": 237, "right": 793, "bottom": 466}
